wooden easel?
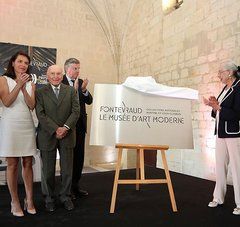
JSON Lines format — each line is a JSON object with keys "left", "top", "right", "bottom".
{"left": 110, "top": 143, "right": 178, "bottom": 213}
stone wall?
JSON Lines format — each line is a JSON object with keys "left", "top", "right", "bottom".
{"left": 120, "top": 0, "right": 240, "bottom": 181}
{"left": 0, "top": 0, "right": 118, "bottom": 166}
{"left": 1, "top": 0, "right": 240, "bottom": 182}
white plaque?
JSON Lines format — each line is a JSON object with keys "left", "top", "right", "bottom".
{"left": 90, "top": 84, "right": 194, "bottom": 149}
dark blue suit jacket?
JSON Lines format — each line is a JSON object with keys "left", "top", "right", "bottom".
{"left": 212, "top": 79, "right": 240, "bottom": 138}
{"left": 62, "top": 75, "right": 93, "bottom": 133}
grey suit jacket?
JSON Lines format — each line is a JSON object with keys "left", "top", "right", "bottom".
{"left": 36, "top": 83, "right": 80, "bottom": 150}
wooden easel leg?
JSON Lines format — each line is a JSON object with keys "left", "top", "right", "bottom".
{"left": 161, "top": 150, "right": 178, "bottom": 212}
{"left": 140, "top": 149, "right": 145, "bottom": 180}
{"left": 136, "top": 149, "right": 140, "bottom": 190}
{"left": 110, "top": 148, "right": 123, "bottom": 213}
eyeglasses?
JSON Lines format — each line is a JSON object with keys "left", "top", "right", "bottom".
{"left": 218, "top": 70, "right": 229, "bottom": 76}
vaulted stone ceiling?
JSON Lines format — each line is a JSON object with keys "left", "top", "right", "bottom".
{"left": 83, "top": 0, "right": 137, "bottom": 78}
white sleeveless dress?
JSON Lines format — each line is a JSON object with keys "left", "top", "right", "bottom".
{"left": 0, "top": 76, "right": 37, "bottom": 157}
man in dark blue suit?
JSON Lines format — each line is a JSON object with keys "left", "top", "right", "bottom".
{"left": 62, "top": 58, "right": 93, "bottom": 199}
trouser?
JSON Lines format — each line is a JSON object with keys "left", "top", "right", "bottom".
{"left": 71, "top": 130, "right": 86, "bottom": 190}
{"left": 40, "top": 145, "right": 73, "bottom": 203}
{"left": 213, "top": 137, "right": 240, "bottom": 207}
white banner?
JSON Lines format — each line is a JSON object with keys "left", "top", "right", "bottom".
{"left": 90, "top": 84, "right": 194, "bottom": 149}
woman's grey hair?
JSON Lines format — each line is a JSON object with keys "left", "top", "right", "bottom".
{"left": 220, "top": 60, "right": 240, "bottom": 78}
{"left": 64, "top": 58, "right": 80, "bottom": 72}
{"left": 222, "top": 61, "right": 238, "bottom": 71}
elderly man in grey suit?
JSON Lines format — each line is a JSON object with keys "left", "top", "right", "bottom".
{"left": 36, "top": 65, "right": 80, "bottom": 212}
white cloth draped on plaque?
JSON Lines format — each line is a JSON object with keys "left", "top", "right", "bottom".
{"left": 123, "top": 76, "right": 198, "bottom": 100}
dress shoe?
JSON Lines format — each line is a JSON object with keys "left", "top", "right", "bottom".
{"left": 11, "top": 202, "right": 24, "bottom": 217}
{"left": 63, "top": 199, "right": 74, "bottom": 211}
{"left": 45, "top": 202, "right": 56, "bottom": 212}
{"left": 77, "top": 189, "right": 88, "bottom": 197}
{"left": 71, "top": 188, "right": 88, "bottom": 198}
{"left": 233, "top": 207, "right": 240, "bottom": 215}
{"left": 71, "top": 193, "right": 77, "bottom": 200}
{"left": 24, "top": 198, "right": 36, "bottom": 215}
{"left": 208, "top": 200, "right": 223, "bottom": 208}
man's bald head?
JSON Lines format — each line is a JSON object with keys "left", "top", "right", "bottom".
{"left": 47, "top": 65, "right": 63, "bottom": 86}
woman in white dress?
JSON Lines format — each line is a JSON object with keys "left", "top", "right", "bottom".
{"left": 0, "top": 51, "right": 37, "bottom": 217}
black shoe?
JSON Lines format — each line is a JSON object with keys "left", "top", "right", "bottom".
{"left": 63, "top": 199, "right": 74, "bottom": 211}
{"left": 72, "top": 188, "right": 88, "bottom": 198}
{"left": 77, "top": 189, "right": 88, "bottom": 197}
{"left": 45, "top": 202, "right": 55, "bottom": 212}
{"left": 71, "top": 193, "right": 77, "bottom": 200}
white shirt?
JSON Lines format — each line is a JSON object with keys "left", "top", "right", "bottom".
{"left": 66, "top": 75, "right": 89, "bottom": 96}
{"left": 50, "top": 84, "right": 61, "bottom": 96}
{"left": 66, "top": 75, "right": 74, "bottom": 87}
